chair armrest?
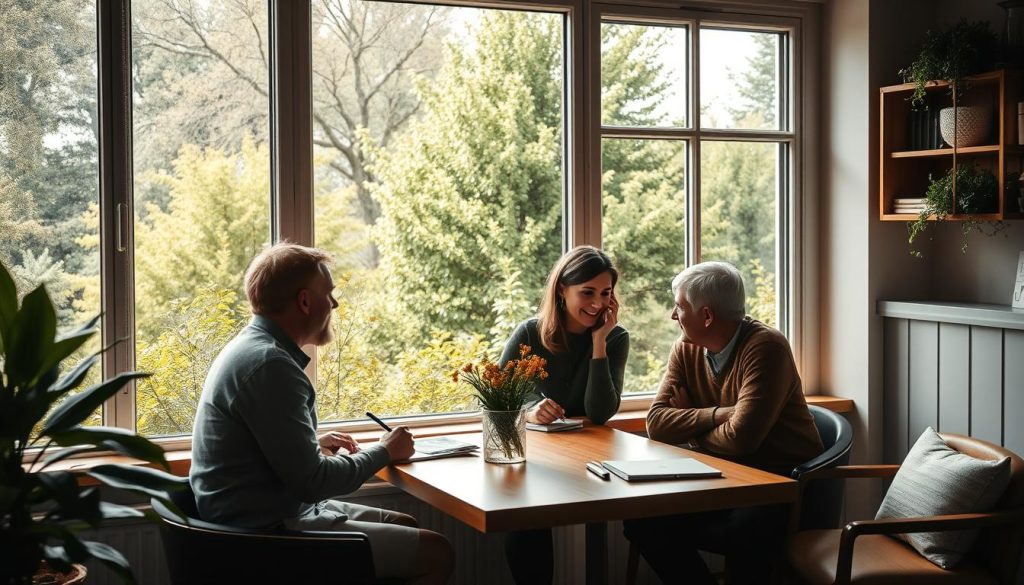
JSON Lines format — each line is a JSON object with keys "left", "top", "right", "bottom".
{"left": 832, "top": 507, "right": 1024, "bottom": 585}
{"left": 800, "top": 464, "right": 900, "bottom": 482}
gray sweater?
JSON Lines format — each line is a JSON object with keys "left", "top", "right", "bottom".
{"left": 499, "top": 318, "right": 629, "bottom": 424}
{"left": 190, "top": 316, "right": 389, "bottom": 529}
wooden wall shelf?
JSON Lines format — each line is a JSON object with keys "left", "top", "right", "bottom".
{"left": 879, "top": 69, "right": 1024, "bottom": 221}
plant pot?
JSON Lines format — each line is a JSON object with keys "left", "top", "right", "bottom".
{"left": 34, "top": 562, "right": 87, "bottom": 585}
{"left": 939, "top": 105, "right": 992, "bottom": 147}
{"left": 481, "top": 408, "right": 527, "bottom": 464}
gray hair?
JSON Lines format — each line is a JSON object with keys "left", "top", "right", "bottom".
{"left": 670, "top": 261, "right": 746, "bottom": 322}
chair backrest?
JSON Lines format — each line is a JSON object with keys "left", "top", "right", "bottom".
{"left": 792, "top": 405, "right": 854, "bottom": 530}
{"left": 152, "top": 483, "right": 375, "bottom": 585}
{"left": 940, "top": 433, "right": 1024, "bottom": 584}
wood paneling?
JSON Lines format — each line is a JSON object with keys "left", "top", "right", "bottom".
{"left": 908, "top": 321, "right": 939, "bottom": 441}
{"left": 971, "top": 327, "right": 1003, "bottom": 446}
{"left": 938, "top": 323, "right": 970, "bottom": 435}
{"left": 883, "top": 317, "right": 1022, "bottom": 460}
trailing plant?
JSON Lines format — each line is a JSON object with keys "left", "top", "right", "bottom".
{"left": 0, "top": 260, "right": 186, "bottom": 584}
{"left": 907, "top": 165, "right": 1003, "bottom": 257}
{"left": 900, "top": 20, "right": 997, "bottom": 109}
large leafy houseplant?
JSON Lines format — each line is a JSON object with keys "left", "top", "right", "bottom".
{"left": 900, "top": 20, "right": 997, "bottom": 109}
{"left": 0, "top": 261, "right": 185, "bottom": 584}
{"left": 907, "top": 165, "right": 1002, "bottom": 257}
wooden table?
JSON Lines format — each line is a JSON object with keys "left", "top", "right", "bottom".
{"left": 377, "top": 424, "right": 798, "bottom": 585}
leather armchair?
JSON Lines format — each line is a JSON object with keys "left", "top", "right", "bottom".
{"left": 786, "top": 433, "right": 1024, "bottom": 585}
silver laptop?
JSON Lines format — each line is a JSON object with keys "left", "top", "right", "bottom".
{"left": 601, "top": 458, "right": 722, "bottom": 481}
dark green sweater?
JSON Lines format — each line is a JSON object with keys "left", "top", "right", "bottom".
{"left": 499, "top": 318, "right": 629, "bottom": 424}
{"left": 190, "top": 316, "right": 389, "bottom": 529}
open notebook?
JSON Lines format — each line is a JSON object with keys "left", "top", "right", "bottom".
{"left": 404, "top": 436, "right": 479, "bottom": 462}
{"left": 601, "top": 458, "right": 722, "bottom": 481}
{"left": 526, "top": 418, "right": 583, "bottom": 432}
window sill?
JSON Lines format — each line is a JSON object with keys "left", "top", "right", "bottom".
{"left": 47, "top": 394, "right": 853, "bottom": 483}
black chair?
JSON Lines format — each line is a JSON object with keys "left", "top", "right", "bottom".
{"left": 152, "top": 483, "right": 376, "bottom": 585}
{"left": 624, "top": 404, "right": 854, "bottom": 585}
{"left": 792, "top": 404, "right": 854, "bottom": 530}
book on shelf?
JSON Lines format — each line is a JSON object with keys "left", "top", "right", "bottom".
{"left": 526, "top": 418, "right": 583, "bottom": 432}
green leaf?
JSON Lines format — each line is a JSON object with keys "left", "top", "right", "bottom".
{"left": 82, "top": 540, "right": 135, "bottom": 584}
{"left": 0, "top": 261, "right": 16, "bottom": 355}
{"left": 39, "top": 445, "right": 98, "bottom": 470}
{"left": 49, "top": 354, "right": 100, "bottom": 397}
{"left": 40, "top": 372, "right": 150, "bottom": 435}
{"left": 99, "top": 501, "right": 146, "bottom": 521}
{"left": 6, "top": 285, "right": 57, "bottom": 389}
{"left": 37, "top": 329, "right": 98, "bottom": 386}
{"left": 86, "top": 464, "right": 187, "bottom": 500}
{"left": 50, "top": 426, "right": 168, "bottom": 468}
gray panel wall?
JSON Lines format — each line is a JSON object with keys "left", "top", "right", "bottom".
{"left": 883, "top": 318, "right": 1021, "bottom": 458}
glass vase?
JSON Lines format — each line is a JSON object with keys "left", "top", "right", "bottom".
{"left": 481, "top": 408, "right": 527, "bottom": 464}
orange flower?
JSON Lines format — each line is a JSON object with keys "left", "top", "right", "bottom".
{"left": 519, "top": 344, "right": 531, "bottom": 357}
{"left": 462, "top": 363, "right": 473, "bottom": 373}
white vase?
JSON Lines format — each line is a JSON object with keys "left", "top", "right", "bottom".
{"left": 939, "top": 105, "right": 992, "bottom": 148}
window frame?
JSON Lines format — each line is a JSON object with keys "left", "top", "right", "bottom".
{"left": 77, "top": 0, "right": 815, "bottom": 447}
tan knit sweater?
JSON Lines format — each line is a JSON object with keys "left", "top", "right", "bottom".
{"left": 646, "top": 318, "right": 823, "bottom": 476}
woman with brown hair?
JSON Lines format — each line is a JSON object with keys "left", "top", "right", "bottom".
{"left": 499, "top": 245, "right": 630, "bottom": 584}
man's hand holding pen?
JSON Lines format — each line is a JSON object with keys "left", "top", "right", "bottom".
{"left": 366, "top": 411, "right": 414, "bottom": 461}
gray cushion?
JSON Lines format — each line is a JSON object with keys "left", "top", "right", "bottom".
{"left": 875, "top": 427, "right": 1011, "bottom": 569}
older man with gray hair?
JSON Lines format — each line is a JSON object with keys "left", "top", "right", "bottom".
{"left": 623, "top": 261, "right": 822, "bottom": 585}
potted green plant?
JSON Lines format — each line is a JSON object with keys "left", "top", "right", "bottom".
{"left": 900, "top": 19, "right": 997, "bottom": 109}
{"left": 0, "top": 260, "right": 186, "bottom": 584}
{"left": 907, "top": 165, "right": 1004, "bottom": 257}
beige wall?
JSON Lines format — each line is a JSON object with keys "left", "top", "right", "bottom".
{"left": 822, "top": 0, "right": 1024, "bottom": 518}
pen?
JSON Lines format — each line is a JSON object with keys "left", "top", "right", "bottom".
{"left": 538, "top": 392, "right": 567, "bottom": 423}
{"left": 586, "top": 461, "right": 610, "bottom": 480}
{"left": 365, "top": 411, "right": 393, "bottom": 432}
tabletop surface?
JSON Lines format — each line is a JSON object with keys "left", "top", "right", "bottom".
{"left": 376, "top": 424, "right": 799, "bottom": 532}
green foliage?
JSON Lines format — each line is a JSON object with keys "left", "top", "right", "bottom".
{"left": 370, "top": 12, "right": 563, "bottom": 340}
{"left": 900, "top": 20, "right": 997, "bottom": 108}
{"left": 0, "top": 261, "right": 185, "bottom": 584}
{"left": 908, "top": 165, "right": 999, "bottom": 257}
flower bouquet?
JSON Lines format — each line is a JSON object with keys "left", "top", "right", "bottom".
{"left": 454, "top": 344, "right": 548, "bottom": 463}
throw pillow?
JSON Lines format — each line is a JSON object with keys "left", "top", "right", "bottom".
{"left": 875, "top": 426, "right": 1011, "bottom": 569}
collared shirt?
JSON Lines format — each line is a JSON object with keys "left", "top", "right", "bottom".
{"left": 190, "top": 315, "right": 389, "bottom": 529}
{"left": 705, "top": 322, "right": 743, "bottom": 376}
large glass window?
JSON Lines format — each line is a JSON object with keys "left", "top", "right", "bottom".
{"left": 12, "top": 2, "right": 801, "bottom": 437}
{"left": 311, "top": 2, "right": 565, "bottom": 421}
{"left": 600, "top": 19, "right": 790, "bottom": 392}
{"left": 130, "top": 0, "right": 272, "bottom": 436}
{"left": 1, "top": 2, "right": 102, "bottom": 424}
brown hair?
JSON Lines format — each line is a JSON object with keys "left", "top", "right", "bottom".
{"left": 537, "top": 245, "right": 619, "bottom": 353}
{"left": 244, "top": 242, "right": 333, "bottom": 315}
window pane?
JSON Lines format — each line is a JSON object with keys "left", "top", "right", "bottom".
{"left": 601, "top": 138, "right": 686, "bottom": 393}
{"left": 1, "top": 2, "right": 102, "bottom": 425}
{"left": 312, "top": 3, "right": 565, "bottom": 421}
{"left": 131, "top": 0, "right": 272, "bottom": 436}
{"left": 699, "top": 141, "right": 778, "bottom": 326}
{"left": 700, "top": 29, "right": 781, "bottom": 130}
{"left": 601, "top": 22, "right": 688, "bottom": 128}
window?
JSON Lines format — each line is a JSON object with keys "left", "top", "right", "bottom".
{"left": 311, "top": 2, "right": 565, "bottom": 421}
{"left": 7, "top": 1, "right": 804, "bottom": 439}
{"left": 130, "top": 0, "right": 272, "bottom": 437}
{"left": 597, "top": 15, "right": 793, "bottom": 393}
{"left": 1, "top": 2, "right": 102, "bottom": 424}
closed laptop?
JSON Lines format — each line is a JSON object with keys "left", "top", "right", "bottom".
{"left": 601, "top": 458, "right": 722, "bottom": 481}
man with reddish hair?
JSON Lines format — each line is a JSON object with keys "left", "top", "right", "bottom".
{"left": 191, "top": 242, "right": 453, "bottom": 585}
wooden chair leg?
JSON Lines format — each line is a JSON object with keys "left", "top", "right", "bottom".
{"left": 626, "top": 542, "right": 640, "bottom": 585}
